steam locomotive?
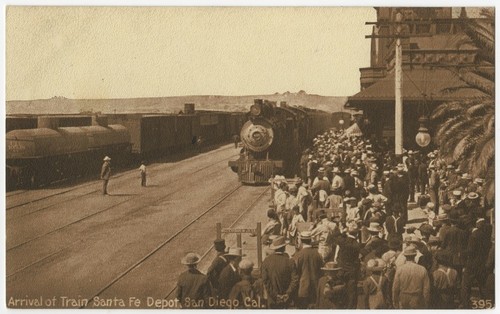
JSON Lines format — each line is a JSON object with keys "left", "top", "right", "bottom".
{"left": 228, "top": 99, "right": 332, "bottom": 184}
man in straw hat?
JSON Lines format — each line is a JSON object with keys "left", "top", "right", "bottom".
{"left": 261, "top": 236, "right": 298, "bottom": 309}
{"left": 316, "top": 262, "right": 347, "bottom": 309}
{"left": 218, "top": 247, "right": 243, "bottom": 299}
{"left": 392, "top": 245, "right": 430, "bottom": 309}
{"left": 100, "top": 156, "right": 112, "bottom": 195}
{"left": 363, "top": 258, "right": 389, "bottom": 309}
{"left": 176, "top": 252, "right": 211, "bottom": 308}
{"left": 294, "top": 231, "right": 323, "bottom": 308}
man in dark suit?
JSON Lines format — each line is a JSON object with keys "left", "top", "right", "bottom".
{"left": 336, "top": 224, "right": 361, "bottom": 309}
{"left": 176, "top": 252, "right": 212, "bottom": 309}
{"left": 460, "top": 218, "right": 492, "bottom": 308}
{"left": 442, "top": 218, "right": 468, "bottom": 276}
{"left": 261, "top": 236, "right": 299, "bottom": 309}
{"left": 206, "top": 239, "right": 228, "bottom": 298}
{"left": 218, "top": 247, "right": 243, "bottom": 299}
{"left": 293, "top": 231, "right": 324, "bottom": 309}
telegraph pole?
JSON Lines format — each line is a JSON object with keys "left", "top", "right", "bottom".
{"left": 394, "top": 11, "right": 404, "bottom": 156}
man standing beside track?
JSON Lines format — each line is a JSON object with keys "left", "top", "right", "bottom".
{"left": 101, "top": 156, "right": 111, "bottom": 195}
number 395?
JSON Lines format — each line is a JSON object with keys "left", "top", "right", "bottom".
{"left": 472, "top": 299, "right": 493, "bottom": 309}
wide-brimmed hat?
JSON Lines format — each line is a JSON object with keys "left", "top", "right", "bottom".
{"left": 367, "top": 222, "right": 382, "bottom": 233}
{"left": 300, "top": 231, "right": 312, "bottom": 240}
{"left": 396, "top": 163, "right": 405, "bottom": 171}
{"left": 239, "top": 259, "right": 254, "bottom": 270}
{"left": 225, "top": 247, "right": 243, "bottom": 257}
{"left": 321, "top": 261, "right": 342, "bottom": 272}
{"left": 332, "top": 167, "right": 341, "bottom": 173}
{"left": 103, "top": 156, "right": 111, "bottom": 161}
{"left": 452, "top": 190, "right": 462, "bottom": 196}
{"left": 270, "top": 236, "right": 287, "bottom": 249}
{"left": 474, "top": 178, "right": 484, "bottom": 184}
{"left": 425, "top": 202, "right": 435, "bottom": 210}
{"left": 446, "top": 165, "right": 455, "bottom": 169}
{"left": 181, "top": 252, "right": 202, "bottom": 265}
{"left": 403, "top": 245, "right": 418, "bottom": 256}
{"left": 462, "top": 173, "right": 472, "bottom": 180}
{"left": 351, "top": 170, "right": 359, "bottom": 176}
{"left": 370, "top": 164, "right": 378, "bottom": 171}
{"left": 467, "top": 192, "right": 479, "bottom": 200}
{"left": 318, "top": 167, "right": 326, "bottom": 173}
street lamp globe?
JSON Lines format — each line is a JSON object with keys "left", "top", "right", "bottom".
{"left": 339, "top": 119, "right": 345, "bottom": 126}
{"left": 415, "top": 116, "right": 431, "bottom": 147}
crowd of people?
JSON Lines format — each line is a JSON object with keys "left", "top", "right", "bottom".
{"left": 175, "top": 129, "right": 494, "bottom": 309}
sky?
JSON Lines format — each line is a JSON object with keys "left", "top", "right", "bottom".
{"left": 6, "top": 6, "right": 376, "bottom": 100}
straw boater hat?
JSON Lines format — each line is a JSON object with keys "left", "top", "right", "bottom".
{"left": 270, "top": 236, "right": 287, "bottom": 250}
{"left": 467, "top": 192, "right": 479, "bottom": 200}
{"left": 403, "top": 245, "right": 418, "bottom": 257}
{"left": 462, "top": 173, "right": 473, "bottom": 180}
{"left": 333, "top": 167, "right": 341, "bottom": 174}
{"left": 436, "top": 213, "right": 449, "bottom": 221}
{"left": 452, "top": 190, "right": 462, "bottom": 197}
{"left": 370, "top": 164, "right": 378, "bottom": 171}
{"left": 300, "top": 231, "right": 312, "bottom": 240}
{"left": 321, "top": 261, "right": 342, "bottom": 272}
{"left": 446, "top": 165, "right": 455, "bottom": 169}
{"left": 396, "top": 163, "right": 405, "bottom": 171}
{"left": 367, "top": 222, "right": 382, "bottom": 233}
{"left": 103, "top": 156, "right": 111, "bottom": 161}
{"left": 181, "top": 252, "right": 201, "bottom": 265}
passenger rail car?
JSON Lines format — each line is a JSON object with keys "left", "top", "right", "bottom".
{"left": 228, "top": 99, "right": 332, "bottom": 184}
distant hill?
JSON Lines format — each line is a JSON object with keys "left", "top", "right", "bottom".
{"left": 6, "top": 92, "right": 349, "bottom": 115}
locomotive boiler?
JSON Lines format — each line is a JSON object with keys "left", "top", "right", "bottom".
{"left": 229, "top": 99, "right": 332, "bottom": 184}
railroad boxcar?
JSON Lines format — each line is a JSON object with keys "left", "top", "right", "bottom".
{"left": 6, "top": 116, "right": 131, "bottom": 189}
{"left": 228, "top": 99, "right": 333, "bottom": 184}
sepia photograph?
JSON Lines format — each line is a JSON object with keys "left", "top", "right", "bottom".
{"left": 4, "top": 2, "right": 496, "bottom": 310}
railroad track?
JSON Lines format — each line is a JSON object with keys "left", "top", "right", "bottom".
{"left": 7, "top": 153, "right": 238, "bottom": 220}
{"left": 163, "top": 186, "right": 270, "bottom": 302}
{"left": 7, "top": 146, "right": 238, "bottom": 210}
{"left": 80, "top": 184, "right": 267, "bottom": 308}
{"left": 7, "top": 158, "right": 236, "bottom": 252}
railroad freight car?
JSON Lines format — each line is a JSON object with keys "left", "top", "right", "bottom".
{"left": 228, "top": 99, "right": 333, "bottom": 184}
{"left": 6, "top": 116, "right": 131, "bottom": 189}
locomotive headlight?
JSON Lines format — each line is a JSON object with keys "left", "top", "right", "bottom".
{"left": 250, "top": 104, "right": 262, "bottom": 116}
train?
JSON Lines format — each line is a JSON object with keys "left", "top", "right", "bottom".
{"left": 228, "top": 99, "right": 333, "bottom": 184}
{"left": 6, "top": 107, "right": 246, "bottom": 190}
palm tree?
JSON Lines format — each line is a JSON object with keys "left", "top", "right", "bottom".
{"left": 431, "top": 8, "right": 495, "bottom": 203}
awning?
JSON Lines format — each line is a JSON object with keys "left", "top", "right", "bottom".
{"left": 344, "top": 123, "right": 363, "bottom": 137}
{"left": 346, "top": 67, "right": 487, "bottom": 108}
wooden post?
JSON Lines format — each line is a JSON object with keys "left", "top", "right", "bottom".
{"left": 256, "top": 222, "right": 262, "bottom": 269}
{"left": 237, "top": 234, "right": 242, "bottom": 248}
{"left": 216, "top": 223, "right": 222, "bottom": 240}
